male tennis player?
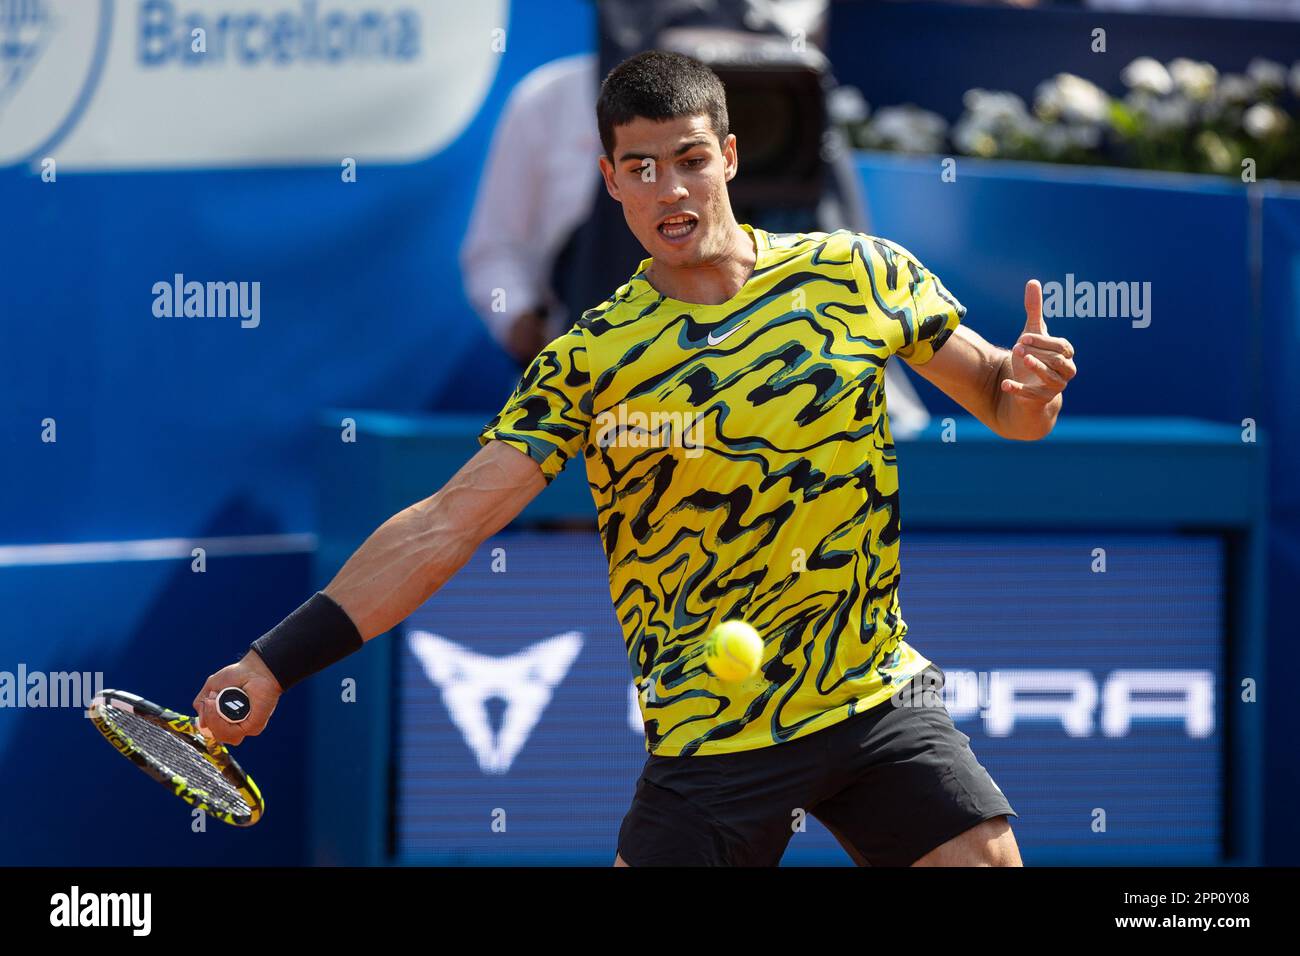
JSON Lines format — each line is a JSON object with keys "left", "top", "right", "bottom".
{"left": 195, "top": 51, "right": 1076, "bottom": 866}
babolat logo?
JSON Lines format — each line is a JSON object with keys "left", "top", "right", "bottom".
{"left": 49, "top": 886, "right": 151, "bottom": 936}
{"left": 0, "top": 0, "right": 57, "bottom": 112}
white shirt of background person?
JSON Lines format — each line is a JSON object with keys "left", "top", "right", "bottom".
{"left": 460, "top": 54, "right": 601, "bottom": 359}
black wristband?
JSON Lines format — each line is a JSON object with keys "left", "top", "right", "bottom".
{"left": 250, "top": 592, "right": 363, "bottom": 691}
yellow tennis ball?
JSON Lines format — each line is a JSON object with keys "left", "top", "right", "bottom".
{"left": 705, "top": 620, "right": 763, "bottom": 682}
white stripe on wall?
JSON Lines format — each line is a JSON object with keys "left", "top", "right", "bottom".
{"left": 0, "top": 534, "right": 318, "bottom": 567}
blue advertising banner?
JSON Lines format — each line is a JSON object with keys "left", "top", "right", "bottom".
{"left": 395, "top": 531, "right": 1223, "bottom": 866}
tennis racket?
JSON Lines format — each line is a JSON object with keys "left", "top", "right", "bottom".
{"left": 88, "top": 688, "right": 265, "bottom": 827}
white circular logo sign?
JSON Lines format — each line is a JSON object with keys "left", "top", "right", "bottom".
{"left": 0, "top": 0, "right": 111, "bottom": 166}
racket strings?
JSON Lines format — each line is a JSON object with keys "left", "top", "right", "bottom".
{"left": 107, "top": 708, "right": 253, "bottom": 815}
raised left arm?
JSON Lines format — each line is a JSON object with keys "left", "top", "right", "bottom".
{"left": 905, "top": 280, "right": 1077, "bottom": 441}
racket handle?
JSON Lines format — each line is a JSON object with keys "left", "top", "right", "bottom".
{"left": 215, "top": 686, "right": 252, "bottom": 724}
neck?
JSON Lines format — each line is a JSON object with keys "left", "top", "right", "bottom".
{"left": 646, "top": 221, "right": 756, "bottom": 305}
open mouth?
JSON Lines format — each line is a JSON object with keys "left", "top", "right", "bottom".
{"left": 657, "top": 213, "right": 699, "bottom": 242}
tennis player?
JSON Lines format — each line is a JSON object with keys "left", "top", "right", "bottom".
{"left": 194, "top": 51, "right": 1076, "bottom": 866}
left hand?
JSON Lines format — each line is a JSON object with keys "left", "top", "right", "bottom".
{"left": 1000, "top": 279, "right": 1077, "bottom": 405}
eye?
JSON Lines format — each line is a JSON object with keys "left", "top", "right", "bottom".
{"left": 682, "top": 157, "right": 707, "bottom": 168}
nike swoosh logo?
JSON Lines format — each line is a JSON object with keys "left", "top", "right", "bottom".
{"left": 706, "top": 320, "right": 748, "bottom": 346}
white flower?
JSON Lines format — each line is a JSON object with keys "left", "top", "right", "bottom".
{"left": 1034, "top": 122, "right": 1102, "bottom": 158}
{"left": 1243, "top": 103, "right": 1288, "bottom": 139}
{"left": 1137, "top": 93, "right": 1194, "bottom": 132}
{"left": 1203, "top": 75, "right": 1254, "bottom": 123}
{"left": 952, "top": 118, "right": 999, "bottom": 158}
{"left": 954, "top": 88, "right": 1046, "bottom": 157}
{"left": 1168, "top": 58, "right": 1218, "bottom": 101}
{"left": 828, "top": 85, "right": 869, "bottom": 125}
{"left": 964, "top": 89, "right": 1028, "bottom": 122}
{"left": 1217, "top": 74, "right": 1256, "bottom": 105}
{"left": 865, "top": 105, "right": 947, "bottom": 154}
{"left": 963, "top": 89, "right": 1037, "bottom": 140}
{"left": 1125, "top": 89, "right": 1154, "bottom": 114}
{"left": 1246, "top": 58, "right": 1287, "bottom": 91}
{"left": 1121, "top": 57, "right": 1172, "bottom": 96}
{"left": 1035, "top": 73, "right": 1111, "bottom": 125}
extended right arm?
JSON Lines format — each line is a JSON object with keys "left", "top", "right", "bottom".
{"left": 192, "top": 441, "right": 546, "bottom": 743}
{"left": 324, "top": 440, "right": 546, "bottom": 639}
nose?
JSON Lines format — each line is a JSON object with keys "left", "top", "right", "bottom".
{"left": 657, "top": 170, "right": 688, "bottom": 204}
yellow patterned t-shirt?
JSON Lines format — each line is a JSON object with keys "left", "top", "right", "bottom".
{"left": 480, "top": 225, "right": 965, "bottom": 756}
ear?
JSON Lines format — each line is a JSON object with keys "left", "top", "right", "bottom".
{"left": 598, "top": 155, "right": 622, "bottom": 203}
{"left": 722, "top": 133, "right": 739, "bottom": 182}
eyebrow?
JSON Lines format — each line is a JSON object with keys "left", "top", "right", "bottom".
{"left": 617, "top": 136, "right": 713, "bottom": 165}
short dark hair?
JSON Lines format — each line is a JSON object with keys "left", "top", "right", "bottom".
{"left": 596, "top": 50, "right": 729, "bottom": 159}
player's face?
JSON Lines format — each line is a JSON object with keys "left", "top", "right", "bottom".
{"left": 599, "top": 114, "right": 739, "bottom": 269}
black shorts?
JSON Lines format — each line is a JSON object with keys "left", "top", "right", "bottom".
{"left": 616, "top": 665, "right": 1017, "bottom": 866}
